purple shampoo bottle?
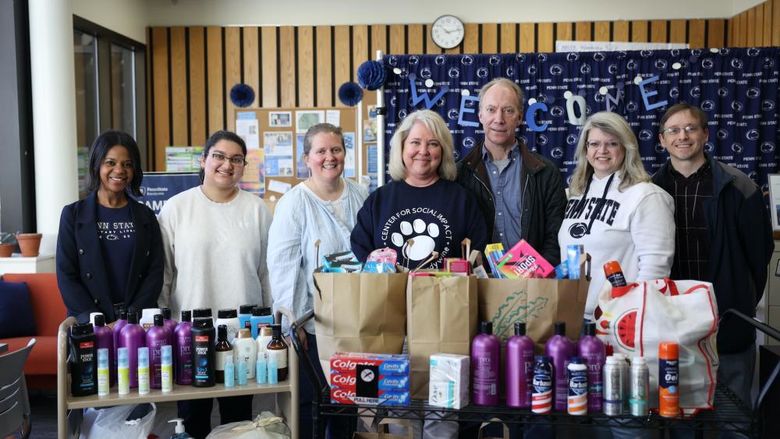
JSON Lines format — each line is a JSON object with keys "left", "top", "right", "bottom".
{"left": 578, "top": 322, "right": 606, "bottom": 413}
{"left": 506, "top": 321, "right": 535, "bottom": 408}
{"left": 118, "top": 311, "right": 146, "bottom": 388}
{"left": 161, "top": 307, "right": 177, "bottom": 346}
{"left": 93, "top": 314, "right": 114, "bottom": 387}
{"left": 146, "top": 314, "right": 171, "bottom": 389}
{"left": 545, "top": 321, "right": 576, "bottom": 411}
{"left": 472, "top": 321, "right": 500, "bottom": 406}
{"left": 174, "top": 310, "right": 193, "bottom": 385}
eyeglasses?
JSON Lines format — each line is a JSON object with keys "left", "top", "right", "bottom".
{"left": 209, "top": 151, "right": 246, "bottom": 166}
{"left": 662, "top": 125, "right": 701, "bottom": 137}
{"left": 586, "top": 141, "right": 621, "bottom": 150}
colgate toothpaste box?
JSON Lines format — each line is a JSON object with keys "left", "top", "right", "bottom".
{"left": 330, "top": 352, "right": 410, "bottom": 375}
{"left": 330, "top": 386, "right": 411, "bottom": 406}
{"left": 332, "top": 370, "right": 410, "bottom": 390}
{"left": 329, "top": 352, "right": 411, "bottom": 406}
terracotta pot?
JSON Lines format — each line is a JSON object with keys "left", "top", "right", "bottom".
{"left": 0, "top": 243, "right": 14, "bottom": 257}
{"left": 16, "top": 233, "right": 42, "bottom": 257}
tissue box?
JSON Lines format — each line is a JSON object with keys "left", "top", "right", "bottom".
{"left": 429, "top": 353, "right": 470, "bottom": 409}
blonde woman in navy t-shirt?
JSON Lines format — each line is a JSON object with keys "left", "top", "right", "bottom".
{"left": 351, "top": 109, "right": 487, "bottom": 269}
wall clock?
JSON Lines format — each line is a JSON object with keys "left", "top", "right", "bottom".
{"left": 431, "top": 15, "right": 465, "bottom": 49}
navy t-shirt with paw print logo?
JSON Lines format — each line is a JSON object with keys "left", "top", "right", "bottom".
{"left": 96, "top": 204, "right": 136, "bottom": 305}
{"left": 351, "top": 179, "right": 488, "bottom": 269}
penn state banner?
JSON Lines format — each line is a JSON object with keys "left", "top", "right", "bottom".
{"left": 382, "top": 48, "right": 780, "bottom": 190}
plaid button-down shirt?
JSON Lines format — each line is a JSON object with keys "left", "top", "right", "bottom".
{"left": 668, "top": 161, "right": 713, "bottom": 281}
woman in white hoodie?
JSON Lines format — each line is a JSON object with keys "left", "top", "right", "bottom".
{"left": 558, "top": 111, "right": 675, "bottom": 322}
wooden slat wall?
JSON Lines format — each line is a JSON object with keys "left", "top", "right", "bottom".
{"left": 147, "top": 12, "right": 780, "bottom": 170}
{"left": 728, "top": 0, "right": 780, "bottom": 47}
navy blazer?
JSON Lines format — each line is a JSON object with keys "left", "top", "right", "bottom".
{"left": 56, "top": 192, "right": 164, "bottom": 323}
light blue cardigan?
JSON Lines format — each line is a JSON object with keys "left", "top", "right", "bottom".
{"left": 267, "top": 179, "right": 368, "bottom": 333}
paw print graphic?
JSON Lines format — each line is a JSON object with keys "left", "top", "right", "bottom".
{"left": 390, "top": 219, "right": 440, "bottom": 261}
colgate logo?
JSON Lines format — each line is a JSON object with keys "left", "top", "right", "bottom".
{"left": 332, "top": 360, "right": 358, "bottom": 369}
{"left": 332, "top": 389, "right": 355, "bottom": 399}
{"left": 332, "top": 375, "right": 356, "bottom": 386}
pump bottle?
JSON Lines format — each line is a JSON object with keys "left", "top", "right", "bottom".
{"left": 168, "top": 418, "right": 193, "bottom": 439}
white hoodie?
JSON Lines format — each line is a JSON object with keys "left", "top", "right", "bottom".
{"left": 558, "top": 172, "right": 676, "bottom": 320}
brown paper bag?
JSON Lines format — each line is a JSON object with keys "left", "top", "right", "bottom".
{"left": 407, "top": 274, "right": 478, "bottom": 399}
{"left": 477, "top": 256, "right": 590, "bottom": 350}
{"left": 313, "top": 271, "right": 408, "bottom": 379}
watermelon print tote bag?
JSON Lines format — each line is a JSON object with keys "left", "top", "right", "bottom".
{"left": 594, "top": 278, "right": 719, "bottom": 414}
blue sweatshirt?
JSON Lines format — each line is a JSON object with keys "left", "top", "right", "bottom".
{"left": 351, "top": 179, "right": 488, "bottom": 269}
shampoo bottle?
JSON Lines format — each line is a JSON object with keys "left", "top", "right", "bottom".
{"left": 545, "top": 321, "right": 576, "bottom": 411}
{"left": 471, "top": 321, "right": 500, "bottom": 406}
{"left": 161, "top": 307, "right": 178, "bottom": 346}
{"left": 146, "top": 314, "right": 171, "bottom": 389}
{"left": 505, "top": 321, "right": 534, "bottom": 408}
{"left": 69, "top": 322, "right": 97, "bottom": 396}
{"left": 174, "top": 310, "right": 193, "bottom": 385}
{"left": 192, "top": 318, "right": 215, "bottom": 387}
{"left": 578, "top": 322, "right": 606, "bottom": 412}
{"left": 118, "top": 311, "right": 146, "bottom": 388}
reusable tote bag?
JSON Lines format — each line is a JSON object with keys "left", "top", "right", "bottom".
{"left": 313, "top": 271, "right": 408, "bottom": 378}
{"left": 595, "top": 278, "right": 719, "bottom": 412}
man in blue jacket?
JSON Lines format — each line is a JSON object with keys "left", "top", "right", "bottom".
{"left": 653, "top": 102, "right": 774, "bottom": 413}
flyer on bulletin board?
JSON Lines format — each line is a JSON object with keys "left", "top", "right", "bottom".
{"left": 264, "top": 132, "right": 294, "bottom": 177}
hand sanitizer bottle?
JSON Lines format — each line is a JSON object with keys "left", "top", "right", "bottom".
{"left": 168, "top": 418, "right": 193, "bottom": 439}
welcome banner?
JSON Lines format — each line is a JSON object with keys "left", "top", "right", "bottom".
{"left": 382, "top": 48, "right": 780, "bottom": 189}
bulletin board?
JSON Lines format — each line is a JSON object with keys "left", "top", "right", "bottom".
{"left": 233, "top": 107, "right": 358, "bottom": 199}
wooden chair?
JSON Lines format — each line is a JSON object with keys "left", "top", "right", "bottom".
{"left": 0, "top": 338, "right": 36, "bottom": 439}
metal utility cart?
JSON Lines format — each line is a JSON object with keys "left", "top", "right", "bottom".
{"left": 57, "top": 314, "right": 299, "bottom": 439}
{"left": 290, "top": 309, "right": 779, "bottom": 439}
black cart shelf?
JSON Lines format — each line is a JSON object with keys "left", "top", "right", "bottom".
{"left": 290, "top": 309, "right": 778, "bottom": 439}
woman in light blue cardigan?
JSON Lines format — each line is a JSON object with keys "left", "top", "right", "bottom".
{"left": 267, "top": 123, "right": 367, "bottom": 439}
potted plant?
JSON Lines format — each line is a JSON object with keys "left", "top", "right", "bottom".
{"left": 0, "top": 232, "right": 16, "bottom": 257}
{"left": 16, "top": 232, "right": 42, "bottom": 257}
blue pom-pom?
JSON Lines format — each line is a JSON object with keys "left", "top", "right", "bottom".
{"left": 230, "top": 83, "right": 255, "bottom": 107}
{"left": 338, "top": 82, "right": 363, "bottom": 106}
{"left": 357, "top": 60, "right": 387, "bottom": 91}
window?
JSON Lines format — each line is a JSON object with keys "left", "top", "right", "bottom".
{"left": 73, "top": 16, "right": 146, "bottom": 198}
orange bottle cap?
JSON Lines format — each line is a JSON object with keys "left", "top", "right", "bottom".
{"left": 659, "top": 342, "right": 679, "bottom": 358}
{"left": 603, "top": 260, "right": 622, "bottom": 276}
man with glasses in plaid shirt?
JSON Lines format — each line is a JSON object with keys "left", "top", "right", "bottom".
{"left": 653, "top": 102, "right": 774, "bottom": 421}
